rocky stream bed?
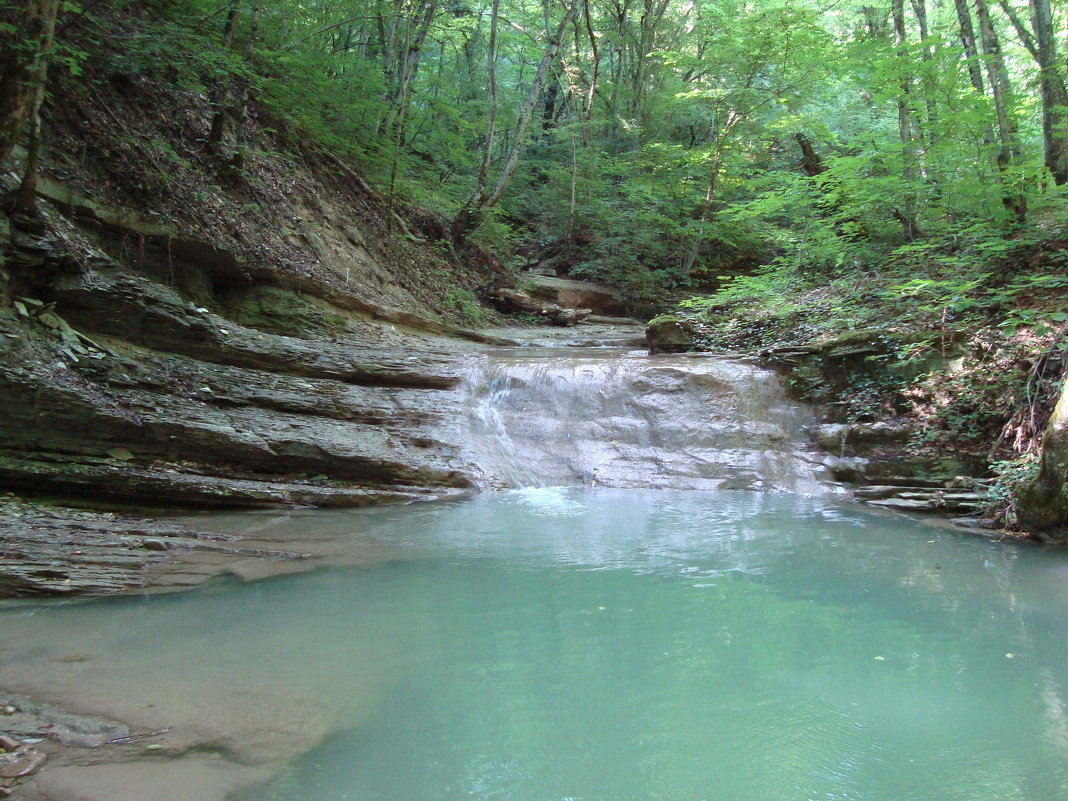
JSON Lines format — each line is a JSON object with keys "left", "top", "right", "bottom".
{"left": 0, "top": 267, "right": 1022, "bottom": 800}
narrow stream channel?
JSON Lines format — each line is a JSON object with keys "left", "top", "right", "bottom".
{"left": 3, "top": 347, "right": 1067, "bottom": 801}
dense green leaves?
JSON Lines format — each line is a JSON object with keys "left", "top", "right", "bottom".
{"left": 65, "top": 0, "right": 1068, "bottom": 297}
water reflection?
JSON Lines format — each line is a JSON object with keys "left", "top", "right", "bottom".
{"left": 2, "top": 490, "right": 1067, "bottom": 801}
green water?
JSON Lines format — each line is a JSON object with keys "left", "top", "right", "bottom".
{"left": 5, "top": 489, "right": 1068, "bottom": 800}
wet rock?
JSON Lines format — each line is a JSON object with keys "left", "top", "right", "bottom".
{"left": 818, "top": 454, "right": 869, "bottom": 482}
{"left": 0, "top": 275, "right": 485, "bottom": 518}
{"left": 0, "top": 735, "right": 19, "bottom": 751}
{"left": 0, "top": 455, "right": 469, "bottom": 513}
{"left": 813, "top": 423, "right": 851, "bottom": 451}
{"left": 0, "top": 496, "right": 434, "bottom": 596}
{"left": 0, "top": 748, "right": 45, "bottom": 778}
{"left": 813, "top": 421, "right": 913, "bottom": 451}
{"left": 142, "top": 538, "right": 168, "bottom": 552}
{"left": 51, "top": 269, "right": 464, "bottom": 388}
{"left": 461, "top": 353, "right": 830, "bottom": 493}
{"left": 645, "top": 316, "right": 693, "bottom": 353}
{"left": 584, "top": 314, "right": 643, "bottom": 326}
{"left": 857, "top": 484, "right": 983, "bottom": 513}
{"left": 865, "top": 497, "right": 936, "bottom": 511}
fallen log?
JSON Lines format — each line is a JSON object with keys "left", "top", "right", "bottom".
{"left": 493, "top": 288, "right": 591, "bottom": 327}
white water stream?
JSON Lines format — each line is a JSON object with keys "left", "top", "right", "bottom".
{"left": 460, "top": 348, "right": 831, "bottom": 493}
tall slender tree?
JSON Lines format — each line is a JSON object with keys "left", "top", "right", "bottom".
{"left": 208, "top": 0, "right": 242, "bottom": 146}
{"left": 974, "top": 0, "right": 1026, "bottom": 221}
{"left": 892, "top": 0, "right": 922, "bottom": 238}
{"left": 451, "top": 0, "right": 578, "bottom": 245}
{"left": 1030, "top": 0, "right": 1068, "bottom": 184}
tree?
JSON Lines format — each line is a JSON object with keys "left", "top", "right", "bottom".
{"left": 891, "top": 0, "right": 922, "bottom": 238}
{"left": 974, "top": 0, "right": 1026, "bottom": 222}
{"left": 1029, "top": 0, "right": 1068, "bottom": 184}
{"left": 451, "top": 0, "right": 578, "bottom": 245}
{"left": 0, "top": 0, "right": 60, "bottom": 172}
{"left": 208, "top": 0, "right": 243, "bottom": 147}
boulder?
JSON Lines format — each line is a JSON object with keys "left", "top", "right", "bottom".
{"left": 517, "top": 274, "right": 626, "bottom": 316}
{"left": 813, "top": 421, "right": 914, "bottom": 451}
{"left": 492, "top": 288, "right": 592, "bottom": 327}
{"left": 1018, "top": 376, "right": 1068, "bottom": 537}
{"left": 646, "top": 316, "right": 693, "bottom": 353}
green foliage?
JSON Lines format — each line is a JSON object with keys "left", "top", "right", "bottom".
{"left": 443, "top": 289, "right": 486, "bottom": 326}
{"left": 682, "top": 261, "right": 804, "bottom": 310}
{"left": 986, "top": 454, "right": 1041, "bottom": 511}
{"left": 59, "top": 0, "right": 1068, "bottom": 337}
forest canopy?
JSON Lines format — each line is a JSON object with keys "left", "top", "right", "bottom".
{"left": 163, "top": 0, "right": 1068, "bottom": 284}
{"left": 12, "top": 0, "right": 1054, "bottom": 295}
{"left": 6, "top": 0, "right": 1068, "bottom": 310}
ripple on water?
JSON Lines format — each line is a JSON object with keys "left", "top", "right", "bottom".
{"left": 4, "top": 490, "right": 1068, "bottom": 801}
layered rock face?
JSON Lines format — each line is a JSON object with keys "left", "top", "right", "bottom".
{"left": 0, "top": 274, "right": 483, "bottom": 508}
{"left": 0, "top": 209, "right": 494, "bottom": 511}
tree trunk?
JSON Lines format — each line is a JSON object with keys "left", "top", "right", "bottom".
{"left": 471, "top": 0, "right": 500, "bottom": 202}
{"left": 377, "top": 0, "right": 437, "bottom": 139}
{"left": 232, "top": 0, "right": 262, "bottom": 151}
{"left": 892, "top": 0, "right": 922, "bottom": 238}
{"left": 208, "top": 0, "right": 242, "bottom": 146}
{"left": 681, "top": 133, "right": 729, "bottom": 276}
{"left": 953, "top": 0, "right": 987, "bottom": 95}
{"left": 0, "top": 0, "right": 60, "bottom": 170}
{"left": 1031, "top": 0, "right": 1068, "bottom": 184}
{"left": 1018, "top": 374, "right": 1068, "bottom": 537}
{"left": 996, "top": 0, "right": 1039, "bottom": 60}
{"left": 975, "top": 0, "right": 1027, "bottom": 222}
{"left": 953, "top": 0, "right": 1008, "bottom": 205}
{"left": 911, "top": 0, "right": 938, "bottom": 168}
{"left": 452, "top": 0, "right": 578, "bottom": 245}
{"left": 12, "top": 0, "right": 58, "bottom": 217}
{"left": 796, "top": 132, "right": 826, "bottom": 177}
{"left": 541, "top": 78, "right": 559, "bottom": 137}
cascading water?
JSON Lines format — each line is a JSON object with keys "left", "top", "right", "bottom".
{"left": 461, "top": 347, "right": 832, "bottom": 493}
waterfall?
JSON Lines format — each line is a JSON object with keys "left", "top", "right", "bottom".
{"left": 461, "top": 348, "right": 832, "bottom": 493}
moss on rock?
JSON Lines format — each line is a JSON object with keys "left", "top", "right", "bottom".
{"left": 646, "top": 316, "right": 693, "bottom": 353}
{"left": 1018, "top": 378, "right": 1068, "bottom": 538}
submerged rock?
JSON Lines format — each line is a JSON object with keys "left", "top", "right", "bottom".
{"left": 0, "top": 748, "right": 45, "bottom": 779}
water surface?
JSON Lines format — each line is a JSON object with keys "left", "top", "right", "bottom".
{"left": 3, "top": 490, "right": 1068, "bottom": 801}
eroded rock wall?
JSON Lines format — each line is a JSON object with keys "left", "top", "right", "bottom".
{"left": 0, "top": 173, "right": 496, "bottom": 510}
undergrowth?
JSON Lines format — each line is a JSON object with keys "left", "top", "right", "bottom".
{"left": 672, "top": 229, "right": 1068, "bottom": 521}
